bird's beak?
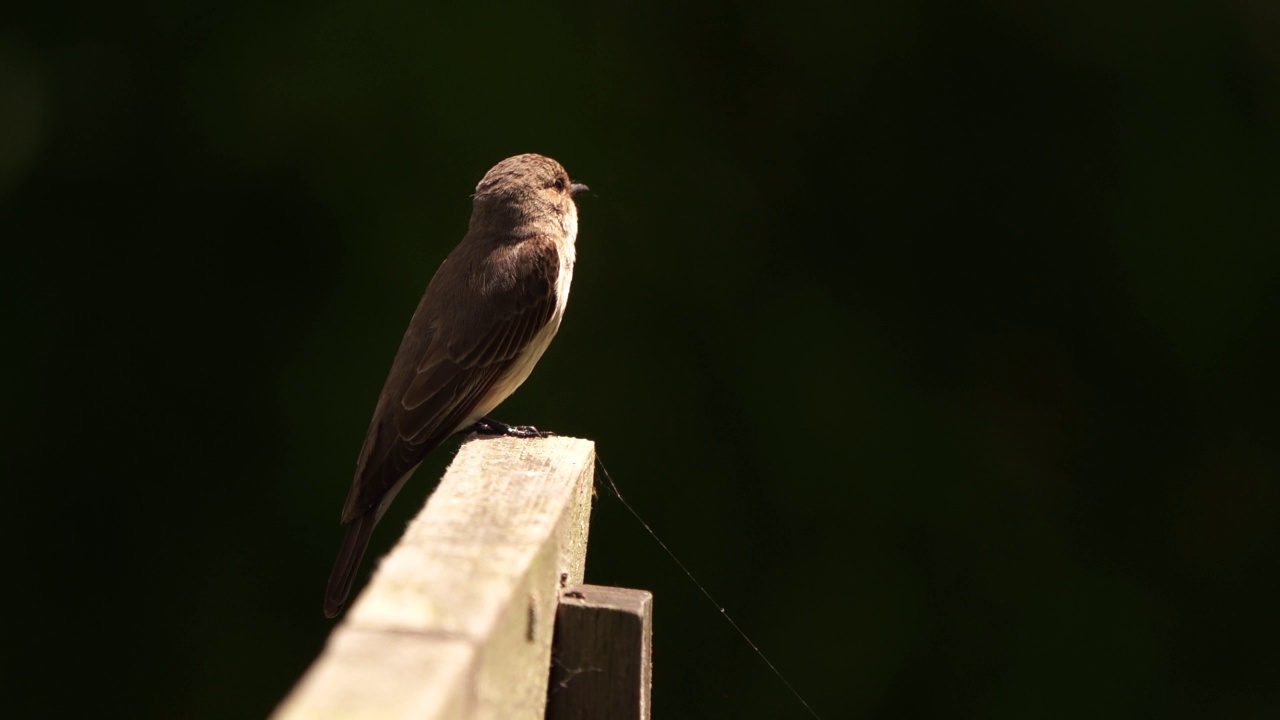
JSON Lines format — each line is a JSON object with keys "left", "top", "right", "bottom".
{"left": 570, "top": 182, "right": 590, "bottom": 197}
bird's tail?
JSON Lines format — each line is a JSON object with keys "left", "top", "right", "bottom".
{"left": 323, "top": 512, "right": 378, "bottom": 618}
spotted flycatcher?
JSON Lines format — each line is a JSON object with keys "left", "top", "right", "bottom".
{"left": 323, "top": 153, "right": 588, "bottom": 617}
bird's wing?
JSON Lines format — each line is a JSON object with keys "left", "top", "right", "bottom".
{"left": 340, "top": 237, "right": 561, "bottom": 523}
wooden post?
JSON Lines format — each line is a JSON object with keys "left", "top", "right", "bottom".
{"left": 274, "top": 435, "right": 596, "bottom": 720}
{"left": 545, "top": 585, "right": 653, "bottom": 720}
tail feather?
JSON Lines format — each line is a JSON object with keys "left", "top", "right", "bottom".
{"left": 323, "top": 512, "right": 378, "bottom": 618}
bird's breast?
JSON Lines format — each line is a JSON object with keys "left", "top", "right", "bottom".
{"left": 460, "top": 224, "right": 575, "bottom": 430}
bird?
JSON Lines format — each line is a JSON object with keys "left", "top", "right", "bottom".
{"left": 323, "top": 153, "right": 588, "bottom": 618}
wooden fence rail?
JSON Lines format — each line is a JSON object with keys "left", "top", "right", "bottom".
{"left": 274, "top": 435, "right": 651, "bottom": 720}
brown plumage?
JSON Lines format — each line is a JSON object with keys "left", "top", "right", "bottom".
{"left": 324, "top": 154, "right": 587, "bottom": 618}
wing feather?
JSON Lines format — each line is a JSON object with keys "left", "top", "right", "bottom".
{"left": 339, "top": 237, "right": 561, "bottom": 522}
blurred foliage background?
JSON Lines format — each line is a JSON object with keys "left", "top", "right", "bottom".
{"left": 3, "top": 0, "right": 1278, "bottom": 717}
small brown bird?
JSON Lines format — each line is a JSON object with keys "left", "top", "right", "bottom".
{"left": 324, "top": 154, "right": 587, "bottom": 618}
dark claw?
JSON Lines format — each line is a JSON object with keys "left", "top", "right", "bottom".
{"left": 470, "top": 417, "right": 556, "bottom": 439}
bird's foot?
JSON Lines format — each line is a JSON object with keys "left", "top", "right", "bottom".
{"left": 470, "top": 417, "right": 556, "bottom": 439}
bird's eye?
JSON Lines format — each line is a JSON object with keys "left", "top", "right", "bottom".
{"left": 553, "top": 177, "right": 566, "bottom": 192}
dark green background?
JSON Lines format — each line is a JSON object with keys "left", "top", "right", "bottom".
{"left": 3, "top": 1, "right": 1278, "bottom": 717}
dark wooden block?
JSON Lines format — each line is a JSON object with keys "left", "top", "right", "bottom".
{"left": 546, "top": 584, "right": 653, "bottom": 720}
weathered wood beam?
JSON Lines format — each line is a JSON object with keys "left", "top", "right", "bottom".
{"left": 274, "top": 435, "right": 596, "bottom": 720}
